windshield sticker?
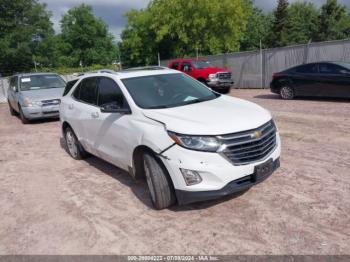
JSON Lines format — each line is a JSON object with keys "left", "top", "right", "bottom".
{"left": 21, "top": 78, "right": 31, "bottom": 82}
{"left": 184, "top": 96, "right": 197, "bottom": 101}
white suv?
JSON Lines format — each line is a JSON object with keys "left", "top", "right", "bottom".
{"left": 60, "top": 68, "right": 281, "bottom": 209}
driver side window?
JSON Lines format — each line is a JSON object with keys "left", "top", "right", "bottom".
{"left": 181, "top": 62, "right": 192, "bottom": 72}
{"left": 10, "top": 77, "right": 18, "bottom": 91}
{"left": 97, "top": 77, "right": 128, "bottom": 109}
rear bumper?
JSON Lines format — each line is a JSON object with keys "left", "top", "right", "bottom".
{"left": 175, "top": 158, "right": 280, "bottom": 205}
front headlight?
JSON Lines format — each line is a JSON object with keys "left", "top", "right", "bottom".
{"left": 168, "top": 131, "right": 221, "bottom": 152}
{"left": 208, "top": 73, "right": 217, "bottom": 80}
{"left": 23, "top": 97, "right": 42, "bottom": 107}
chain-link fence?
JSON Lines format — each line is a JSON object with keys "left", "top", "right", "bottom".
{"left": 161, "top": 39, "right": 350, "bottom": 88}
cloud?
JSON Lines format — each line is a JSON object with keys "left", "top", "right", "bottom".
{"left": 39, "top": 0, "right": 150, "bottom": 39}
{"left": 255, "top": 0, "right": 350, "bottom": 11}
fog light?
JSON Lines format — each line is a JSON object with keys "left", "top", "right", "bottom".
{"left": 180, "top": 168, "right": 202, "bottom": 186}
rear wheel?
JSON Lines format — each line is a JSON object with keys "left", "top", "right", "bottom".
{"left": 143, "top": 152, "right": 176, "bottom": 209}
{"left": 280, "top": 86, "right": 294, "bottom": 100}
{"left": 18, "top": 105, "right": 29, "bottom": 124}
{"left": 64, "top": 127, "right": 88, "bottom": 160}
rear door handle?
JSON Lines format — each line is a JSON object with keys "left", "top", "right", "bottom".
{"left": 91, "top": 112, "right": 99, "bottom": 118}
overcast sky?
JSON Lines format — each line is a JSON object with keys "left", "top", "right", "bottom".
{"left": 40, "top": 0, "right": 350, "bottom": 41}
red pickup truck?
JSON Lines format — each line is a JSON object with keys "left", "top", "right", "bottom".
{"left": 168, "top": 59, "right": 234, "bottom": 93}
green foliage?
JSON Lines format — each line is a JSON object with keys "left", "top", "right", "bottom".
{"left": 35, "top": 64, "right": 116, "bottom": 75}
{"left": 0, "top": 0, "right": 53, "bottom": 76}
{"left": 60, "top": 4, "right": 118, "bottom": 67}
{"left": 316, "top": 0, "right": 350, "bottom": 41}
{"left": 283, "top": 2, "right": 319, "bottom": 45}
{"left": 240, "top": 5, "right": 273, "bottom": 50}
{"left": 266, "top": 0, "right": 289, "bottom": 48}
{"left": 120, "top": 0, "right": 250, "bottom": 67}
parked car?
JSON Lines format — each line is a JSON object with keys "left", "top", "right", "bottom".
{"left": 7, "top": 73, "right": 66, "bottom": 123}
{"left": 270, "top": 62, "right": 350, "bottom": 99}
{"left": 168, "top": 59, "right": 234, "bottom": 93}
{"left": 60, "top": 68, "right": 281, "bottom": 209}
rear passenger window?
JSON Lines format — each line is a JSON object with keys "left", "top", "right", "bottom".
{"left": 78, "top": 77, "right": 98, "bottom": 105}
{"left": 97, "top": 77, "right": 127, "bottom": 108}
{"left": 171, "top": 62, "right": 179, "bottom": 70}
{"left": 63, "top": 79, "right": 78, "bottom": 96}
{"left": 319, "top": 64, "right": 343, "bottom": 74}
{"left": 295, "top": 64, "right": 318, "bottom": 74}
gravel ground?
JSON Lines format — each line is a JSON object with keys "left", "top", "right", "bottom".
{"left": 0, "top": 89, "right": 349, "bottom": 255}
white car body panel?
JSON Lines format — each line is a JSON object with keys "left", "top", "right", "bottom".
{"left": 60, "top": 69, "right": 281, "bottom": 204}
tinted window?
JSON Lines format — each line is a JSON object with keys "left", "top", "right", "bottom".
{"left": 97, "top": 77, "right": 126, "bottom": 108}
{"left": 9, "top": 77, "right": 18, "bottom": 90}
{"left": 171, "top": 62, "right": 179, "bottom": 70}
{"left": 63, "top": 79, "right": 78, "bottom": 96}
{"left": 319, "top": 63, "right": 343, "bottom": 74}
{"left": 79, "top": 78, "right": 98, "bottom": 105}
{"left": 295, "top": 64, "right": 318, "bottom": 74}
{"left": 122, "top": 73, "right": 219, "bottom": 109}
{"left": 181, "top": 62, "right": 192, "bottom": 71}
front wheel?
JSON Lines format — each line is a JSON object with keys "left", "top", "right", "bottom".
{"left": 280, "top": 86, "right": 294, "bottom": 100}
{"left": 19, "top": 105, "right": 29, "bottom": 124}
{"left": 64, "top": 127, "right": 88, "bottom": 160}
{"left": 143, "top": 152, "right": 176, "bottom": 209}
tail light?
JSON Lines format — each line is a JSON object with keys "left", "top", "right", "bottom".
{"left": 272, "top": 73, "right": 281, "bottom": 80}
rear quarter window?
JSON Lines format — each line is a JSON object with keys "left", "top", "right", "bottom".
{"left": 63, "top": 79, "right": 78, "bottom": 96}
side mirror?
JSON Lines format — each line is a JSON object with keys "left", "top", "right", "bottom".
{"left": 100, "top": 102, "right": 131, "bottom": 114}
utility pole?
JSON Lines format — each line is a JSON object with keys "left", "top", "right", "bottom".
{"left": 33, "top": 60, "right": 37, "bottom": 72}
{"left": 260, "top": 39, "right": 263, "bottom": 88}
{"left": 158, "top": 52, "right": 160, "bottom": 66}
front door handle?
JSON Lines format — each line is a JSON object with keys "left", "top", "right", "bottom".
{"left": 91, "top": 112, "right": 99, "bottom": 118}
{"left": 68, "top": 104, "right": 74, "bottom": 110}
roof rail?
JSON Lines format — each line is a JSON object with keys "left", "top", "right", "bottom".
{"left": 123, "top": 66, "right": 168, "bottom": 71}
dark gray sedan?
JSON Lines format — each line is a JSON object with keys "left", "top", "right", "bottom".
{"left": 7, "top": 73, "right": 66, "bottom": 123}
{"left": 270, "top": 62, "right": 350, "bottom": 99}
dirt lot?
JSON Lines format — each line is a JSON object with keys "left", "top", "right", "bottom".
{"left": 0, "top": 89, "right": 349, "bottom": 255}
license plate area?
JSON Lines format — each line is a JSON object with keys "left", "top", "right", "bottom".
{"left": 252, "top": 159, "right": 274, "bottom": 182}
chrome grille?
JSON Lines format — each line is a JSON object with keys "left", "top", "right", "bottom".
{"left": 41, "top": 99, "right": 61, "bottom": 107}
{"left": 219, "top": 121, "right": 277, "bottom": 165}
{"left": 217, "top": 72, "right": 232, "bottom": 80}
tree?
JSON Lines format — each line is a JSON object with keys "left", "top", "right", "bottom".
{"left": 266, "top": 0, "right": 289, "bottom": 48}
{"left": 240, "top": 5, "right": 273, "bottom": 51}
{"left": 60, "top": 4, "right": 117, "bottom": 67}
{"left": 120, "top": 0, "right": 250, "bottom": 67}
{"left": 316, "top": 0, "right": 350, "bottom": 41}
{"left": 0, "top": 0, "right": 53, "bottom": 75}
{"left": 283, "top": 2, "right": 319, "bottom": 45}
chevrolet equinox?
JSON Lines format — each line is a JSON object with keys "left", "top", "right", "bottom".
{"left": 60, "top": 67, "right": 281, "bottom": 209}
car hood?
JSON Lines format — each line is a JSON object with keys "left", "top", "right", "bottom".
{"left": 142, "top": 95, "right": 271, "bottom": 135}
{"left": 20, "top": 88, "right": 65, "bottom": 101}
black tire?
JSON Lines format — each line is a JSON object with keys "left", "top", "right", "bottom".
{"left": 8, "top": 102, "right": 17, "bottom": 116}
{"left": 143, "top": 152, "right": 176, "bottom": 209}
{"left": 18, "top": 105, "right": 30, "bottom": 124}
{"left": 64, "top": 127, "right": 88, "bottom": 160}
{"left": 280, "top": 85, "right": 294, "bottom": 100}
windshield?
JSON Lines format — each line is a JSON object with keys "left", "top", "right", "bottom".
{"left": 192, "top": 60, "right": 213, "bottom": 69}
{"left": 20, "top": 74, "right": 66, "bottom": 91}
{"left": 122, "top": 73, "right": 219, "bottom": 109}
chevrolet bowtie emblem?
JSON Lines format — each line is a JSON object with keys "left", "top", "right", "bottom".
{"left": 251, "top": 130, "right": 262, "bottom": 139}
